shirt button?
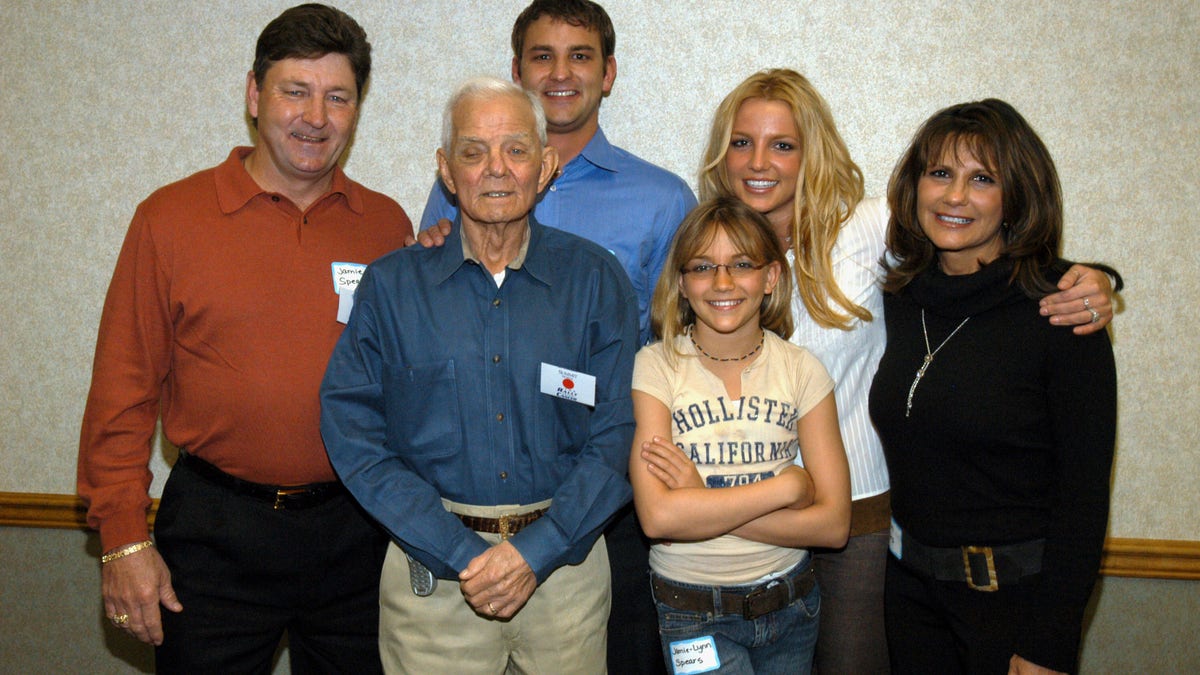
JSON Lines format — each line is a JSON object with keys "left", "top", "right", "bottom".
{"left": 492, "top": 354, "right": 501, "bottom": 363}
{"left": 499, "top": 471, "right": 508, "bottom": 480}
{"left": 495, "top": 413, "right": 504, "bottom": 422}
{"left": 549, "top": 185, "right": 556, "bottom": 192}
{"left": 492, "top": 299, "right": 502, "bottom": 307}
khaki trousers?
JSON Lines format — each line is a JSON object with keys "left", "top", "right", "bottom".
{"left": 380, "top": 531, "right": 610, "bottom": 674}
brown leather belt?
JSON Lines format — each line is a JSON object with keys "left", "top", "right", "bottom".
{"left": 651, "top": 561, "right": 816, "bottom": 620}
{"left": 456, "top": 508, "right": 548, "bottom": 539}
{"left": 849, "top": 490, "right": 891, "bottom": 537}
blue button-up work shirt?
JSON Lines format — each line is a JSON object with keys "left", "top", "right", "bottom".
{"left": 420, "top": 128, "right": 696, "bottom": 344}
{"left": 320, "top": 218, "right": 638, "bottom": 582}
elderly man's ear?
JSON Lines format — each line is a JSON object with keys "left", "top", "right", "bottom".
{"left": 537, "top": 145, "right": 559, "bottom": 193}
{"left": 436, "top": 149, "right": 456, "bottom": 196}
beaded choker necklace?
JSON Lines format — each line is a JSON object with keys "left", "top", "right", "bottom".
{"left": 688, "top": 327, "right": 764, "bottom": 362}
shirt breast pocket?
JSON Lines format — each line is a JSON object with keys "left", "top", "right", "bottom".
{"left": 382, "top": 359, "right": 463, "bottom": 459}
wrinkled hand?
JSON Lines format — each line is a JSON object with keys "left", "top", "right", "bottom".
{"left": 1008, "top": 654, "right": 1065, "bottom": 675}
{"left": 102, "top": 546, "right": 181, "bottom": 645}
{"left": 459, "top": 540, "right": 537, "bottom": 619}
{"left": 778, "top": 464, "right": 815, "bottom": 510}
{"left": 640, "top": 435, "right": 703, "bottom": 490}
{"left": 1039, "top": 264, "right": 1114, "bottom": 335}
{"left": 406, "top": 218, "right": 453, "bottom": 249}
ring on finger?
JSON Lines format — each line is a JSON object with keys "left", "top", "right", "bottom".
{"left": 110, "top": 613, "right": 129, "bottom": 626}
{"left": 1087, "top": 307, "right": 1100, "bottom": 324}
{"left": 1083, "top": 296, "right": 1092, "bottom": 310}
{"left": 488, "top": 602, "right": 497, "bottom": 615}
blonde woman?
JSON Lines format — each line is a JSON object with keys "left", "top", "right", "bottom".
{"left": 698, "top": 69, "right": 1116, "bottom": 673}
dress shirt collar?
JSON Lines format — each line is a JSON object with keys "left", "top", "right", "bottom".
{"left": 460, "top": 221, "right": 531, "bottom": 270}
{"left": 573, "top": 127, "right": 619, "bottom": 175}
{"left": 433, "top": 217, "right": 552, "bottom": 287}
{"left": 213, "top": 146, "right": 362, "bottom": 215}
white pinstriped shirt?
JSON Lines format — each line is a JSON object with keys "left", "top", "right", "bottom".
{"left": 788, "top": 197, "right": 891, "bottom": 500}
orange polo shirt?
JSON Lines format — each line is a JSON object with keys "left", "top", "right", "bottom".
{"left": 78, "top": 147, "right": 412, "bottom": 550}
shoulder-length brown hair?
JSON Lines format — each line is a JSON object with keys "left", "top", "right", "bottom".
{"left": 699, "top": 69, "right": 866, "bottom": 330}
{"left": 884, "top": 98, "right": 1063, "bottom": 297}
{"left": 651, "top": 198, "right": 793, "bottom": 360}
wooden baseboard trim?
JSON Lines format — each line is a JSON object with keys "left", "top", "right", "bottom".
{"left": 0, "top": 492, "right": 148, "bottom": 530}
{"left": 1099, "top": 538, "right": 1200, "bottom": 580}
{"left": 3, "top": 492, "right": 1197, "bottom": 580}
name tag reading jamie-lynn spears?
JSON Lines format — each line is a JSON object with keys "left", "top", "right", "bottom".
{"left": 539, "top": 363, "right": 596, "bottom": 407}
{"left": 331, "top": 262, "right": 367, "bottom": 324}
{"left": 669, "top": 635, "right": 720, "bottom": 674}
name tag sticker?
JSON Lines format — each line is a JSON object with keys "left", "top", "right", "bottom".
{"left": 332, "top": 263, "right": 367, "bottom": 324}
{"left": 889, "top": 517, "right": 903, "bottom": 560}
{"left": 669, "top": 635, "right": 720, "bottom": 674}
{"left": 539, "top": 363, "right": 596, "bottom": 407}
{"left": 331, "top": 262, "right": 367, "bottom": 295}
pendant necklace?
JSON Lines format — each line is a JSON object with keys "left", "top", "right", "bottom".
{"left": 905, "top": 309, "right": 970, "bottom": 417}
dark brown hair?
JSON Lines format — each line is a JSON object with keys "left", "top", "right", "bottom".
{"left": 884, "top": 98, "right": 1063, "bottom": 297}
{"left": 253, "top": 4, "right": 372, "bottom": 97}
{"left": 511, "top": 0, "right": 616, "bottom": 61}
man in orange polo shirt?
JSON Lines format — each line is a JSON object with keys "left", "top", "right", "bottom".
{"left": 77, "top": 5, "right": 411, "bottom": 672}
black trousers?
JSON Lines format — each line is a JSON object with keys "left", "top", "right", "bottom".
{"left": 605, "top": 503, "right": 667, "bottom": 675}
{"left": 885, "top": 555, "right": 1063, "bottom": 675}
{"left": 154, "top": 458, "right": 388, "bottom": 674}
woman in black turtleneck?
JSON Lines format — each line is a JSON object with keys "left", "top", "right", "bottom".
{"left": 869, "top": 99, "right": 1118, "bottom": 675}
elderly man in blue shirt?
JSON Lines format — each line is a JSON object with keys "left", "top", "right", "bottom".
{"left": 320, "top": 75, "right": 638, "bottom": 674}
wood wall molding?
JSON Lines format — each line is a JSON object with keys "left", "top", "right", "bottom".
{"left": 3, "top": 491, "right": 1198, "bottom": 580}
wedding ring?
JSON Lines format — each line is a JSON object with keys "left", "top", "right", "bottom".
{"left": 1087, "top": 307, "right": 1100, "bottom": 324}
{"left": 488, "top": 602, "right": 497, "bottom": 615}
{"left": 1083, "top": 296, "right": 1093, "bottom": 310}
{"left": 111, "top": 613, "right": 129, "bottom": 626}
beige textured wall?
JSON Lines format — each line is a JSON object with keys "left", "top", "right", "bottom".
{"left": 0, "top": 1, "right": 1197, "bottom": 672}
{"left": 2, "top": 0, "right": 1195, "bottom": 536}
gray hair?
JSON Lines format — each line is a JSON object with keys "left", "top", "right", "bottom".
{"left": 440, "top": 76, "right": 548, "bottom": 152}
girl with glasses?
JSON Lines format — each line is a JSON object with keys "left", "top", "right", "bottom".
{"left": 630, "top": 196, "right": 850, "bottom": 674}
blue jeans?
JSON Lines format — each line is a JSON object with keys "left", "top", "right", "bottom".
{"left": 653, "top": 558, "right": 820, "bottom": 675}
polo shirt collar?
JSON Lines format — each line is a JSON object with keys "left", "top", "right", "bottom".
{"left": 214, "top": 146, "right": 363, "bottom": 215}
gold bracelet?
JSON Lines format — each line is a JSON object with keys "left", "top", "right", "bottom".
{"left": 100, "top": 540, "right": 154, "bottom": 564}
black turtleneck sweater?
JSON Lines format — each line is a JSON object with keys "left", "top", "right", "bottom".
{"left": 869, "top": 261, "right": 1116, "bottom": 673}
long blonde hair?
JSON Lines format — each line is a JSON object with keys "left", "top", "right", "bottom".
{"left": 700, "top": 69, "right": 868, "bottom": 330}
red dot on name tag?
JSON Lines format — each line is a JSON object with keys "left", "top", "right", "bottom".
{"left": 562, "top": 378, "right": 575, "bottom": 389}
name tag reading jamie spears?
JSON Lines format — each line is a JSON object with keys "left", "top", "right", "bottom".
{"left": 539, "top": 362, "right": 596, "bottom": 407}
{"left": 331, "top": 262, "right": 367, "bottom": 324}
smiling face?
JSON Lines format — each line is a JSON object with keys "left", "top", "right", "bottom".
{"left": 511, "top": 16, "right": 615, "bottom": 142}
{"left": 245, "top": 53, "right": 359, "bottom": 196}
{"left": 680, "top": 227, "right": 782, "bottom": 345}
{"left": 437, "top": 92, "right": 558, "bottom": 230}
{"left": 917, "top": 142, "right": 1006, "bottom": 275}
{"left": 724, "top": 98, "right": 803, "bottom": 233}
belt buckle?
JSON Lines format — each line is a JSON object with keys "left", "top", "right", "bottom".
{"left": 273, "top": 487, "right": 308, "bottom": 511}
{"left": 498, "top": 514, "right": 514, "bottom": 540}
{"left": 741, "top": 581, "right": 778, "bottom": 620}
{"left": 962, "top": 545, "right": 999, "bottom": 592}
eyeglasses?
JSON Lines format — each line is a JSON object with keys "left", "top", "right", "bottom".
{"left": 679, "top": 261, "right": 767, "bottom": 278}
